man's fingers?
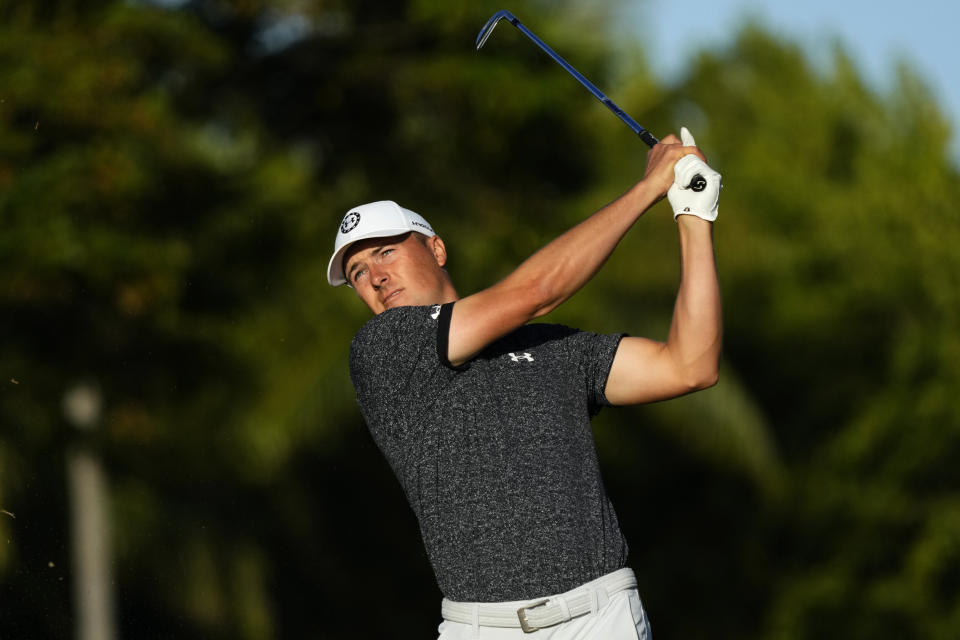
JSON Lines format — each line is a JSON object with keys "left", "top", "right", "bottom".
{"left": 660, "top": 128, "right": 699, "bottom": 148}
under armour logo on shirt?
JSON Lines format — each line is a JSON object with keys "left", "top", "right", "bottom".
{"left": 430, "top": 305, "right": 441, "bottom": 320}
{"left": 508, "top": 352, "right": 534, "bottom": 363}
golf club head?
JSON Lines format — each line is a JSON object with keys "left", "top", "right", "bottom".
{"left": 476, "top": 10, "right": 518, "bottom": 50}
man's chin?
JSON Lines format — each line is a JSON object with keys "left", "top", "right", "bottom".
{"left": 379, "top": 295, "right": 410, "bottom": 313}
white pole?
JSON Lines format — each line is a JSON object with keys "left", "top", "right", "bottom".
{"left": 63, "top": 382, "right": 117, "bottom": 640}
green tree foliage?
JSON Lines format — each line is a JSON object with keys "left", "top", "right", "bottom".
{"left": 656, "top": 26, "right": 960, "bottom": 640}
{"left": 0, "top": 1, "right": 323, "bottom": 637}
{"left": 702, "top": 30, "right": 960, "bottom": 640}
{"left": 1, "top": 1, "right": 959, "bottom": 639}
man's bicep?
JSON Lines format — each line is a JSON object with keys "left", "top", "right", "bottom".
{"left": 604, "top": 336, "right": 697, "bottom": 405}
{"left": 446, "top": 282, "right": 543, "bottom": 367}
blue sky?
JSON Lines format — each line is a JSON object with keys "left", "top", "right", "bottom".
{"left": 623, "top": 0, "right": 959, "bottom": 162}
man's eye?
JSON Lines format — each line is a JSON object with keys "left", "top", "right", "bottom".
{"left": 353, "top": 269, "right": 367, "bottom": 282}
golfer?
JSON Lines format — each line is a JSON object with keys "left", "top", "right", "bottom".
{"left": 328, "top": 128, "right": 722, "bottom": 639}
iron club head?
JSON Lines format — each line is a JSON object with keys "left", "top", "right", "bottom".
{"left": 476, "top": 10, "right": 518, "bottom": 50}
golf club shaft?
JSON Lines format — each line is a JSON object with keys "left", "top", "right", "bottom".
{"left": 477, "top": 11, "right": 659, "bottom": 148}
{"left": 477, "top": 10, "right": 708, "bottom": 193}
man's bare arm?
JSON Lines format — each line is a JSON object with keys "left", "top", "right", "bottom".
{"left": 446, "top": 136, "right": 697, "bottom": 367}
{"left": 604, "top": 215, "right": 721, "bottom": 405}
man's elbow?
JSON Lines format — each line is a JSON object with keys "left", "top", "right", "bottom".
{"left": 699, "top": 368, "right": 720, "bottom": 390}
{"left": 528, "top": 279, "right": 563, "bottom": 318}
{"left": 683, "top": 364, "right": 719, "bottom": 392}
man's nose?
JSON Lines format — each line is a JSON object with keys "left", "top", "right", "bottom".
{"left": 369, "top": 264, "right": 389, "bottom": 287}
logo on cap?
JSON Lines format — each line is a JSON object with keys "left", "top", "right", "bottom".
{"left": 340, "top": 211, "right": 361, "bottom": 234}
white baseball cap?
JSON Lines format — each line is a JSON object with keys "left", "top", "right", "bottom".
{"left": 327, "top": 200, "right": 436, "bottom": 286}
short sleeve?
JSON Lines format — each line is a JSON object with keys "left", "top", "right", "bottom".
{"left": 562, "top": 329, "right": 625, "bottom": 415}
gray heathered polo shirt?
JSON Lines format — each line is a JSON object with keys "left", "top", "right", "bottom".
{"left": 349, "top": 302, "right": 629, "bottom": 602}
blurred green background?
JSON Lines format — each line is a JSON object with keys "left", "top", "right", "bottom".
{"left": 2, "top": 0, "right": 959, "bottom": 638}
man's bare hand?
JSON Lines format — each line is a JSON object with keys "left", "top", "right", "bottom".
{"left": 641, "top": 131, "right": 708, "bottom": 200}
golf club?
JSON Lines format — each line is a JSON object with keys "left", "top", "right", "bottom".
{"left": 476, "top": 9, "right": 706, "bottom": 192}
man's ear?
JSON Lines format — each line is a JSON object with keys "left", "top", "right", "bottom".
{"left": 428, "top": 235, "right": 448, "bottom": 268}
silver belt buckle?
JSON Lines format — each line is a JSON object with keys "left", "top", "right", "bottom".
{"left": 517, "top": 598, "right": 551, "bottom": 633}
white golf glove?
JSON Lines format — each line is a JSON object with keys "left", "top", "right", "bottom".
{"left": 667, "top": 127, "right": 721, "bottom": 222}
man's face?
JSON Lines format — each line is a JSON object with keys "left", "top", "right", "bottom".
{"left": 342, "top": 232, "right": 454, "bottom": 314}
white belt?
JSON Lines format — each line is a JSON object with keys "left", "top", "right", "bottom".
{"left": 441, "top": 568, "right": 637, "bottom": 634}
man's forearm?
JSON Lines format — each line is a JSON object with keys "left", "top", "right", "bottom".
{"left": 445, "top": 137, "right": 696, "bottom": 367}
{"left": 506, "top": 179, "right": 663, "bottom": 318}
{"left": 666, "top": 216, "right": 722, "bottom": 387}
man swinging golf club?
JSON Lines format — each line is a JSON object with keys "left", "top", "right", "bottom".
{"left": 328, "top": 124, "right": 722, "bottom": 639}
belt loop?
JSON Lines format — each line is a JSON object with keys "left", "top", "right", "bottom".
{"left": 589, "top": 588, "right": 599, "bottom": 614}
{"left": 472, "top": 603, "right": 480, "bottom": 638}
{"left": 596, "top": 585, "right": 610, "bottom": 610}
{"left": 554, "top": 596, "right": 572, "bottom": 622}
